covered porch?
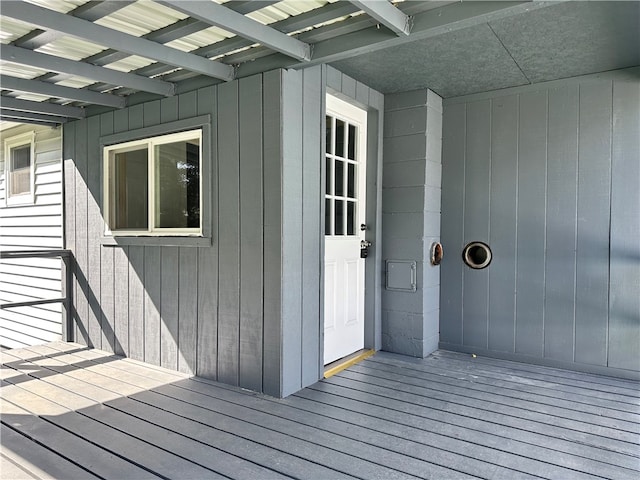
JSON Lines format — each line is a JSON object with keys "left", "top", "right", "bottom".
{"left": 2, "top": 342, "right": 638, "bottom": 479}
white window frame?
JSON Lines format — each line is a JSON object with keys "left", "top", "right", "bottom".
{"left": 103, "top": 129, "right": 203, "bottom": 237}
{"left": 3, "top": 132, "right": 35, "bottom": 206}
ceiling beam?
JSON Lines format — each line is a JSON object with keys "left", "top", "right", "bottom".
{"left": 0, "top": 109, "right": 68, "bottom": 124}
{"left": 0, "top": 96, "right": 85, "bottom": 119}
{"left": 0, "top": 75, "right": 126, "bottom": 108}
{"left": 348, "top": 1, "right": 411, "bottom": 36}
{"left": 157, "top": 0, "right": 311, "bottom": 62}
{"left": 2, "top": 1, "right": 235, "bottom": 81}
{"left": 1, "top": 45, "right": 175, "bottom": 97}
{"left": 12, "top": 1, "right": 132, "bottom": 50}
{"left": 237, "top": 1, "right": 556, "bottom": 76}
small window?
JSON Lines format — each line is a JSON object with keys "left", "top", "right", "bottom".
{"left": 103, "top": 129, "right": 202, "bottom": 236}
{"left": 3, "top": 132, "right": 35, "bottom": 205}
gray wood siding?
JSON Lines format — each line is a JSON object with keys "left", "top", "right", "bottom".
{"left": 441, "top": 71, "right": 640, "bottom": 377}
{"left": 0, "top": 124, "right": 64, "bottom": 348}
{"left": 64, "top": 69, "right": 325, "bottom": 396}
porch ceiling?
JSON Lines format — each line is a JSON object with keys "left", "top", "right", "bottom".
{"left": 0, "top": 1, "right": 638, "bottom": 130}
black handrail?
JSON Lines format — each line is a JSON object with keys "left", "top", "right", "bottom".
{"left": 0, "top": 249, "right": 73, "bottom": 341}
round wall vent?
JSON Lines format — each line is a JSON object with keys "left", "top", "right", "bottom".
{"left": 462, "top": 241, "right": 492, "bottom": 269}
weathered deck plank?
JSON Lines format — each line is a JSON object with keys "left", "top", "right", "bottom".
{"left": 1, "top": 343, "right": 638, "bottom": 480}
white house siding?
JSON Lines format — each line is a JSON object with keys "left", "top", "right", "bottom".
{"left": 0, "top": 124, "right": 64, "bottom": 348}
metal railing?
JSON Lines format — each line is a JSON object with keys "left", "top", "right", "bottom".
{"left": 0, "top": 249, "right": 73, "bottom": 341}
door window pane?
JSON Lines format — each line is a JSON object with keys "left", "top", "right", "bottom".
{"left": 325, "top": 156, "right": 332, "bottom": 195}
{"left": 347, "top": 201, "right": 355, "bottom": 235}
{"left": 325, "top": 116, "right": 333, "bottom": 155}
{"left": 347, "top": 163, "right": 355, "bottom": 199}
{"left": 155, "top": 139, "right": 200, "bottom": 228}
{"left": 348, "top": 124, "right": 356, "bottom": 160}
{"left": 335, "top": 200, "right": 344, "bottom": 235}
{"left": 335, "top": 119, "right": 345, "bottom": 157}
{"left": 110, "top": 147, "right": 148, "bottom": 230}
{"left": 325, "top": 198, "right": 332, "bottom": 235}
{"left": 335, "top": 160, "right": 344, "bottom": 197}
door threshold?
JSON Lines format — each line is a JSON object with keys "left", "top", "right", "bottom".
{"left": 324, "top": 349, "right": 375, "bottom": 379}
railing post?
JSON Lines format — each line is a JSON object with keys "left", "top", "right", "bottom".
{"left": 61, "top": 252, "right": 74, "bottom": 342}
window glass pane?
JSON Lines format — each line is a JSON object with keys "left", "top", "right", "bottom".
{"left": 335, "top": 200, "right": 344, "bottom": 235}
{"left": 325, "top": 156, "right": 332, "bottom": 195}
{"left": 325, "top": 198, "right": 332, "bottom": 236}
{"left": 155, "top": 138, "right": 200, "bottom": 229}
{"left": 110, "top": 147, "right": 148, "bottom": 230}
{"left": 335, "top": 160, "right": 344, "bottom": 197}
{"left": 348, "top": 124, "right": 356, "bottom": 160}
{"left": 347, "top": 201, "right": 355, "bottom": 235}
{"left": 325, "top": 116, "right": 333, "bottom": 155}
{"left": 10, "top": 145, "right": 31, "bottom": 196}
{"left": 347, "top": 163, "right": 355, "bottom": 199}
{"left": 335, "top": 119, "right": 345, "bottom": 157}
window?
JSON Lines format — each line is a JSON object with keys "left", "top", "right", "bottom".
{"left": 4, "top": 132, "right": 35, "bottom": 205}
{"left": 103, "top": 129, "right": 202, "bottom": 236}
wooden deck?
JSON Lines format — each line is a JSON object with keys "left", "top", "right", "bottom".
{"left": 1, "top": 343, "right": 639, "bottom": 479}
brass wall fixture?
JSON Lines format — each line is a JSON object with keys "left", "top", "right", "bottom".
{"left": 462, "top": 241, "right": 492, "bottom": 269}
{"left": 430, "top": 242, "right": 443, "bottom": 266}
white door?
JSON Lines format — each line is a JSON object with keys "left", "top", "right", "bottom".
{"left": 324, "top": 95, "right": 368, "bottom": 365}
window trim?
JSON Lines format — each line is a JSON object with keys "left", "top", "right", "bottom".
{"left": 100, "top": 115, "right": 212, "bottom": 247}
{"left": 3, "top": 132, "right": 35, "bottom": 206}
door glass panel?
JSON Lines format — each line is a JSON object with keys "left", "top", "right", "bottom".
{"left": 335, "top": 119, "right": 345, "bottom": 157}
{"left": 325, "top": 116, "right": 333, "bottom": 155}
{"left": 325, "top": 156, "right": 332, "bottom": 195}
{"left": 347, "top": 201, "right": 355, "bottom": 235}
{"left": 347, "top": 163, "right": 355, "bottom": 199}
{"left": 348, "top": 124, "right": 356, "bottom": 160}
{"left": 335, "top": 200, "right": 344, "bottom": 235}
{"left": 325, "top": 198, "right": 332, "bottom": 235}
{"left": 335, "top": 160, "right": 344, "bottom": 197}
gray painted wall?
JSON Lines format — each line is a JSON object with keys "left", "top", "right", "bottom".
{"left": 440, "top": 69, "right": 640, "bottom": 378}
{"left": 64, "top": 68, "right": 324, "bottom": 397}
{"left": 382, "top": 89, "right": 443, "bottom": 357}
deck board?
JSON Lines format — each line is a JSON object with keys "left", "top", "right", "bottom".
{"left": 2, "top": 343, "right": 639, "bottom": 480}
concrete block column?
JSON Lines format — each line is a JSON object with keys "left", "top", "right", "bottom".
{"left": 381, "top": 89, "right": 442, "bottom": 357}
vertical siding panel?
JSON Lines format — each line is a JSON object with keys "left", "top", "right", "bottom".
{"left": 99, "top": 112, "right": 115, "bottom": 353}
{"left": 462, "top": 100, "right": 490, "bottom": 349}
{"left": 239, "top": 75, "right": 264, "bottom": 391}
{"left": 161, "top": 96, "right": 179, "bottom": 124}
{"left": 217, "top": 81, "right": 240, "bottom": 385}
{"left": 63, "top": 122, "right": 76, "bottom": 342}
{"left": 160, "top": 247, "right": 179, "bottom": 370}
{"left": 281, "top": 69, "right": 304, "bottom": 396}
{"left": 112, "top": 109, "right": 129, "bottom": 356}
{"left": 128, "top": 246, "right": 144, "bottom": 361}
{"left": 440, "top": 103, "right": 465, "bottom": 345}
{"left": 178, "top": 248, "right": 198, "bottom": 374}
{"left": 263, "top": 70, "right": 283, "bottom": 396}
{"left": 488, "top": 95, "right": 518, "bottom": 352}
{"left": 86, "top": 116, "right": 102, "bottom": 349}
{"left": 515, "top": 90, "right": 547, "bottom": 357}
{"left": 144, "top": 247, "right": 161, "bottom": 366}
{"left": 301, "top": 66, "right": 322, "bottom": 386}
{"left": 178, "top": 90, "right": 199, "bottom": 374}
{"left": 545, "top": 85, "right": 579, "bottom": 362}
{"left": 73, "top": 119, "right": 89, "bottom": 346}
{"left": 575, "top": 81, "right": 612, "bottom": 366}
{"left": 197, "top": 85, "right": 219, "bottom": 379}
{"left": 609, "top": 80, "right": 640, "bottom": 370}
{"left": 127, "top": 105, "right": 145, "bottom": 360}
